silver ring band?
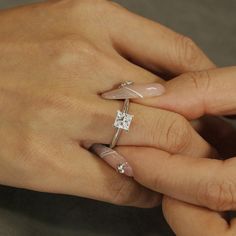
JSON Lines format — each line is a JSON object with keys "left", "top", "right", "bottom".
{"left": 110, "top": 99, "right": 130, "bottom": 149}
{"left": 110, "top": 82, "right": 134, "bottom": 149}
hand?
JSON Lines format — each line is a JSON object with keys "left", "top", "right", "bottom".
{"left": 0, "top": 0, "right": 214, "bottom": 207}
{"left": 111, "top": 66, "right": 236, "bottom": 234}
{"left": 144, "top": 116, "right": 236, "bottom": 236}
{"left": 158, "top": 66, "right": 236, "bottom": 236}
{"left": 129, "top": 66, "right": 236, "bottom": 210}
{"left": 106, "top": 66, "right": 236, "bottom": 210}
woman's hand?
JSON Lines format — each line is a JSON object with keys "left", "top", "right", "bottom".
{"left": 106, "top": 66, "right": 236, "bottom": 210}
{"left": 124, "top": 66, "right": 236, "bottom": 211}
{"left": 160, "top": 66, "right": 236, "bottom": 236}
{"left": 162, "top": 130, "right": 236, "bottom": 235}
{"left": 0, "top": 0, "right": 213, "bottom": 207}
{"left": 111, "top": 66, "right": 236, "bottom": 234}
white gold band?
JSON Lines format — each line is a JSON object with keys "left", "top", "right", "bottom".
{"left": 110, "top": 82, "right": 134, "bottom": 149}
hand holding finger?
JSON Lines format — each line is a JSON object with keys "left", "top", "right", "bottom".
{"left": 0, "top": 0, "right": 216, "bottom": 208}
{"left": 103, "top": 67, "right": 236, "bottom": 120}
{"left": 115, "top": 147, "right": 236, "bottom": 212}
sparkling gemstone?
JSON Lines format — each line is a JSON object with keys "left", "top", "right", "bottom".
{"left": 117, "top": 163, "right": 126, "bottom": 174}
{"left": 114, "top": 110, "right": 133, "bottom": 131}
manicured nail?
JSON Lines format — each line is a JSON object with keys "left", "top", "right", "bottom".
{"left": 90, "top": 144, "right": 133, "bottom": 177}
{"left": 102, "top": 83, "right": 165, "bottom": 100}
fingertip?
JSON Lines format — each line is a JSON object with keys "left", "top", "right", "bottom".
{"left": 90, "top": 144, "right": 134, "bottom": 177}
{"left": 101, "top": 83, "right": 166, "bottom": 100}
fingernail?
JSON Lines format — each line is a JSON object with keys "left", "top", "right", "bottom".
{"left": 90, "top": 144, "right": 133, "bottom": 177}
{"left": 102, "top": 83, "right": 165, "bottom": 100}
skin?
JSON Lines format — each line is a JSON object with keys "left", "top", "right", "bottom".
{"left": 0, "top": 0, "right": 215, "bottom": 208}
{"left": 120, "top": 67, "right": 236, "bottom": 234}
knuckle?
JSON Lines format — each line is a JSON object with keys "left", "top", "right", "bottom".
{"left": 59, "top": 0, "right": 107, "bottom": 7}
{"left": 34, "top": 94, "right": 76, "bottom": 119}
{"left": 44, "top": 37, "right": 101, "bottom": 74}
{"left": 197, "top": 178, "right": 236, "bottom": 211}
{"left": 69, "top": 0, "right": 115, "bottom": 20}
{"left": 72, "top": 40, "right": 99, "bottom": 63}
{"left": 175, "top": 35, "right": 202, "bottom": 71}
{"left": 182, "top": 70, "right": 213, "bottom": 113}
{"left": 185, "top": 70, "right": 213, "bottom": 94}
{"left": 108, "top": 1, "right": 124, "bottom": 9}
{"left": 75, "top": 0, "right": 128, "bottom": 22}
{"left": 27, "top": 93, "right": 85, "bottom": 138}
{"left": 47, "top": 37, "right": 97, "bottom": 60}
{"left": 43, "top": 38, "right": 72, "bottom": 58}
{"left": 105, "top": 1, "right": 127, "bottom": 13}
{"left": 17, "top": 135, "right": 52, "bottom": 178}
{"left": 49, "top": 0, "right": 123, "bottom": 27}
{"left": 159, "top": 114, "right": 192, "bottom": 153}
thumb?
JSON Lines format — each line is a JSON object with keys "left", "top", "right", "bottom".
{"left": 144, "top": 66, "right": 236, "bottom": 120}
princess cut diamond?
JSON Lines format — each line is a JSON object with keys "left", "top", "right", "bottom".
{"left": 114, "top": 110, "right": 133, "bottom": 131}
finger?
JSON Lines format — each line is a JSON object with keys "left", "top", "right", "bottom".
{"left": 109, "top": 3, "right": 215, "bottom": 75}
{"left": 98, "top": 53, "right": 166, "bottom": 99}
{"left": 76, "top": 100, "right": 214, "bottom": 158}
{"left": 21, "top": 142, "right": 161, "bottom": 208}
{"left": 81, "top": 49, "right": 164, "bottom": 94}
{"left": 132, "top": 66, "right": 236, "bottom": 120}
{"left": 117, "top": 146, "right": 236, "bottom": 211}
{"left": 58, "top": 38, "right": 164, "bottom": 96}
{"left": 102, "top": 79, "right": 236, "bottom": 157}
{"left": 89, "top": 143, "right": 134, "bottom": 177}
{"left": 102, "top": 81, "right": 166, "bottom": 100}
{"left": 162, "top": 197, "right": 229, "bottom": 236}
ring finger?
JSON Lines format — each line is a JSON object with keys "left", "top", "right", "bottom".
{"left": 79, "top": 98, "right": 215, "bottom": 159}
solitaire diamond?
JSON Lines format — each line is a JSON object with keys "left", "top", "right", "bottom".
{"left": 114, "top": 110, "right": 133, "bottom": 131}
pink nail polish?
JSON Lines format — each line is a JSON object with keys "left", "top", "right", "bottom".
{"left": 102, "top": 83, "right": 165, "bottom": 100}
{"left": 90, "top": 144, "right": 133, "bottom": 177}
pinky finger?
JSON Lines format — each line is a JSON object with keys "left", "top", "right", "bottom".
{"left": 90, "top": 144, "right": 134, "bottom": 177}
{"left": 54, "top": 145, "right": 161, "bottom": 208}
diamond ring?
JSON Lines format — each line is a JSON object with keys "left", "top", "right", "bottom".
{"left": 110, "top": 81, "right": 134, "bottom": 149}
